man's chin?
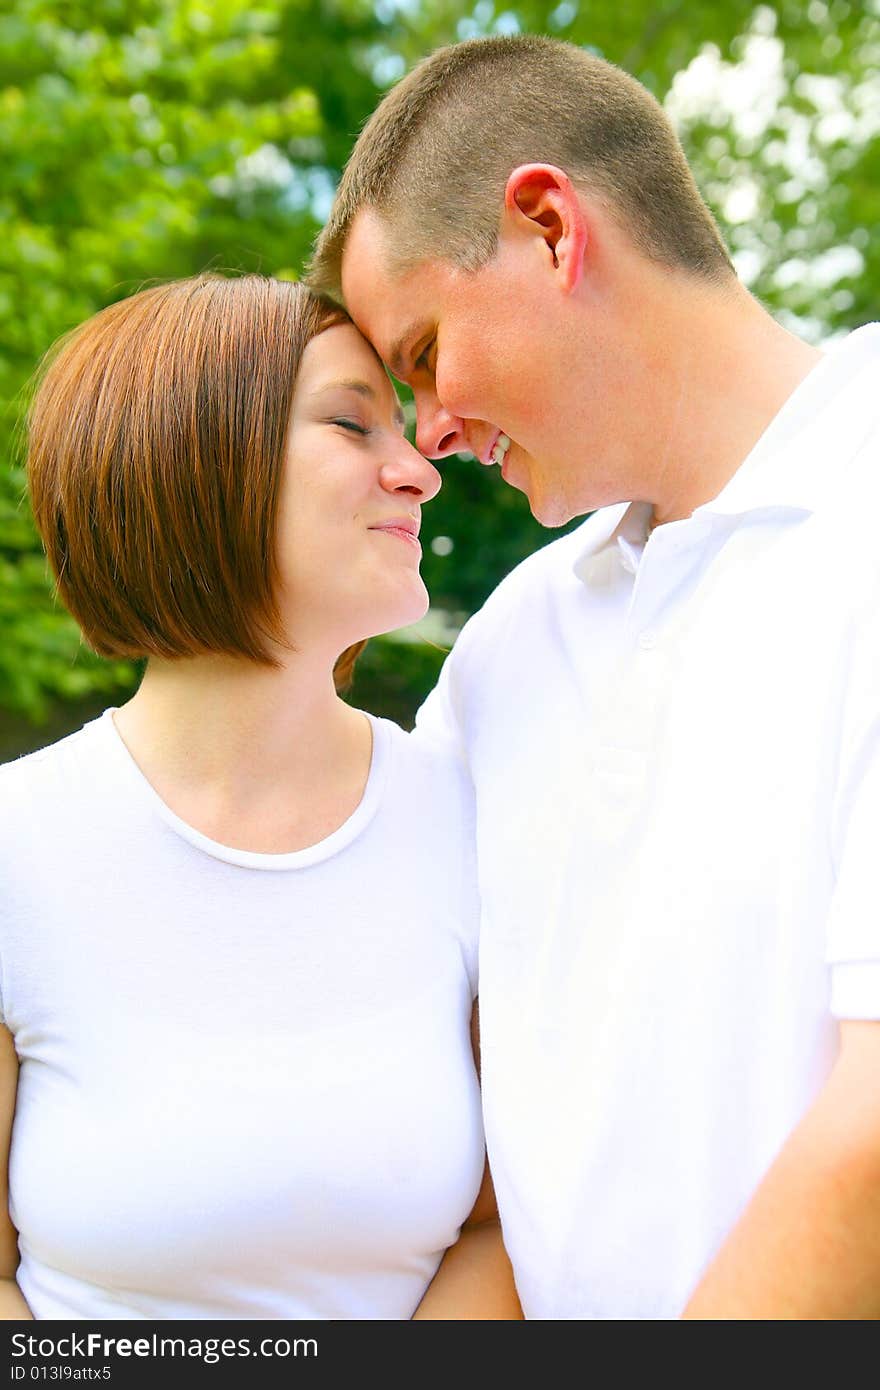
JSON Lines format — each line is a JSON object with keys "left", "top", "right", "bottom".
{"left": 526, "top": 488, "right": 580, "bottom": 530}
{"left": 507, "top": 460, "right": 581, "bottom": 529}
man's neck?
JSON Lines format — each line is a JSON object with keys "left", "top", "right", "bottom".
{"left": 643, "top": 282, "right": 822, "bottom": 528}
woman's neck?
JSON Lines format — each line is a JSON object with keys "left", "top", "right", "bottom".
{"left": 112, "top": 651, "right": 373, "bottom": 854}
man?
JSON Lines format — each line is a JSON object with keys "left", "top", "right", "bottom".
{"left": 308, "top": 35, "right": 880, "bottom": 1319}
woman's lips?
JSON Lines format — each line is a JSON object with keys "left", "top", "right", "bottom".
{"left": 369, "top": 521, "right": 422, "bottom": 552}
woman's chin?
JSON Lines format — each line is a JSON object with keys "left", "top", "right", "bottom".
{"left": 360, "top": 582, "right": 430, "bottom": 641}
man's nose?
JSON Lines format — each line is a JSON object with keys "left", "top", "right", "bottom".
{"left": 414, "top": 390, "right": 469, "bottom": 460}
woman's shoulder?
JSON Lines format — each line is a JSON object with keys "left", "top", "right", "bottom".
{"left": 0, "top": 715, "right": 112, "bottom": 837}
{"left": 1, "top": 714, "right": 105, "bottom": 781}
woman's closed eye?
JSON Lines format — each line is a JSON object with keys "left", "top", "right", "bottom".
{"left": 332, "top": 418, "right": 371, "bottom": 436}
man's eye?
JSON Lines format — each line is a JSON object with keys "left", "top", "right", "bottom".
{"left": 414, "top": 340, "right": 435, "bottom": 371}
{"left": 332, "top": 419, "right": 370, "bottom": 436}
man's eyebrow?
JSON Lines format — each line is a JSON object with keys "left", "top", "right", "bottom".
{"left": 311, "top": 379, "right": 405, "bottom": 430}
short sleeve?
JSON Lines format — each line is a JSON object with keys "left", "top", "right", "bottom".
{"left": 413, "top": 649, "right": 468, "bottom": 766}
{"left": 455, "top": 771, "right": 480, "bottom": 1002}
{"left": 826, "top": 610, "right": 880, "bottom": 1019}
{"left": 412, "top": 600, "right": 497, "bottom": 774}
{"left": 412, "top": 638, "right": 482, "bottom": 998}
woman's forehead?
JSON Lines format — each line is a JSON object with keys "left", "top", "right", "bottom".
{"left": 297, "top": 323, "right": 405, "bottom": 424}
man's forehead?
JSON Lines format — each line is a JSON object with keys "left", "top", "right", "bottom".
{"left": 341, "top": 211, "right": 434, "bottom": 371}
{"left": 340, "top": 208, "right": 394, "bottom": 309}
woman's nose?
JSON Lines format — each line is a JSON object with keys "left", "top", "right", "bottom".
{"left": 380, "top": 439, "right": 442, "bottom": 502}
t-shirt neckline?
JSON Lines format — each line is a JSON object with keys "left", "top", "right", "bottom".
{"left": 91, "top": 706, "right": 391, "bottom": 871}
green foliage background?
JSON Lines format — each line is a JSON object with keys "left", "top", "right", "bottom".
{"left": 1, "top": 0, "right": 877, "bottom": 755}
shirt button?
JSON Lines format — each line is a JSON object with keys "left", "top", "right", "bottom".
{"left": 638, "top": 631, "right": 657, "bottom": 650}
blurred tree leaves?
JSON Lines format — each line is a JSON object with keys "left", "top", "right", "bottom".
{"left": 1, "top": 0, "right": 878, "bottom": 734}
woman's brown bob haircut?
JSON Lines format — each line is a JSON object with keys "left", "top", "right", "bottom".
{"left": 309, "top": 34, "right": 734, "bottom": 297}
{"left": 28, "top": 274, "right": 365, "bottom": 689}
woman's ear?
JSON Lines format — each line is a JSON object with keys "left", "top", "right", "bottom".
{"left": 504, "top": 164, "right": 588, "bottom": 292}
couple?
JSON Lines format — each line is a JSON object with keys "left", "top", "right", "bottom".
{"left": 3, "top": 35, "right": 879, "bottom": 1320}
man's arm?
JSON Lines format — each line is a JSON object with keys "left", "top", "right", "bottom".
{"left": 683, "top": 1018, "right": 880, "bottom": 1319}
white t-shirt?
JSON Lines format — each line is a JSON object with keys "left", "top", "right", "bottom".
{"left": 0, "top": 709, "right": 483, "bottom": 1320}
{"left": 414, "top": 323, "right": 880, "bottom": 1320}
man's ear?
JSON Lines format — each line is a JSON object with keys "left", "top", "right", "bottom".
{"left": 504, "top": 164, "right": 587, "bottom": 293}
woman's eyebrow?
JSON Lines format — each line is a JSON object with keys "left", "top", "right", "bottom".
{"left": 311, "top": 379, "right": 405, "bottom": 429}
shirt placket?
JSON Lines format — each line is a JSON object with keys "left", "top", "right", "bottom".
{"left": 581, "top": 518, "right": 716, "bottom": 845}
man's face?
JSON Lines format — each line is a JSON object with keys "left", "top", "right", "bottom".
{"left": 341, "top": 209, "right": 617, "bottom": 528}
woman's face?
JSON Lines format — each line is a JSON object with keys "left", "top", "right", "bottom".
{"left": 275, "top": 322, "right": 441, "bottom": 656}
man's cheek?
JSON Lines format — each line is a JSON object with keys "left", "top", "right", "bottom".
{"left": 435, "top": 356, "right": 488, "bottom": 422}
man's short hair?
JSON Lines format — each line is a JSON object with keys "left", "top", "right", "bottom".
{"left": 27, "top": 274, "right": 362, "bottom": 679}
{"left": 309, "top": 34, "right": 734, "bottom": 296}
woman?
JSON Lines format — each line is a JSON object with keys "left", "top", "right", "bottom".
{"left": 0, "top": 274, "right": 519, "bottom": 1319}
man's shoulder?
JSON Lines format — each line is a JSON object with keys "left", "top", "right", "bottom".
{"left": 462, "top": 507, "right": 612, "bottom": 631}
{"left": 379, "top": 713, "right": 471, "bottom": 795}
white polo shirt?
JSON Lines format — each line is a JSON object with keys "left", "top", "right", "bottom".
{"left": 414, "top": 323, "right": 880, "bottom": 1320}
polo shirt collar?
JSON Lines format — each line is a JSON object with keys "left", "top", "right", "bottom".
{"left": 571, "top": 502, "right": 643, "bottom": 585}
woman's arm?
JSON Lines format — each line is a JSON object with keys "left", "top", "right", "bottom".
{"left": 0, "top": 1025, "right": 32, "bottom": 1319}
{"left": 412, "top": 1159, "right": 523, "bottom": 1319}
{"left": 412, "top": 1001, "right": 523, "bottom": 1320}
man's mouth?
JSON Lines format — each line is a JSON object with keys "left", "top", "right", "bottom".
{"left": 487, "top": 432, "right": 511, "bottom": 467}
